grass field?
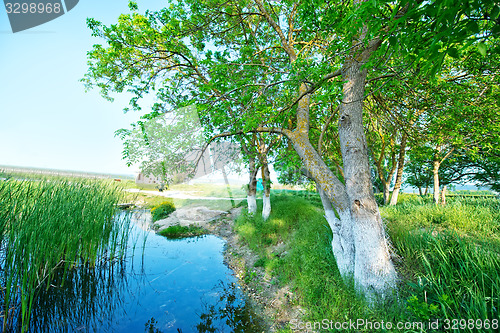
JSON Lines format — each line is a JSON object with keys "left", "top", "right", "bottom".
{"left": 234, "top": 191, "right": 500, "bottom": 332}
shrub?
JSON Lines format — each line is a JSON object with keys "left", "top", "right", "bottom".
{"left": 158, "top": 224, "right": 207, "bottom": 238}
{"left": 151, "top": 200, "right": 176, "bottom": 221}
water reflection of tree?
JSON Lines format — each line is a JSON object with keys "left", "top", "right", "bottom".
{"left": 28, "top": 260, "right": 129, "bottom": 332}
{"left": 145, "top": 317, "right": 164, "bottom": 333}
{"left": 196, "top": 281, "right": 264, "bottom": 333}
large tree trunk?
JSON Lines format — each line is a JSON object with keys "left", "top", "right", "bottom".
{"left": 261, "top": 157, "right": 271, "bottom": 220}
{"left": 337, "top": 56, "right": 396, "bottom": 299}
{"left": 285, "top": 64, "right": 396, "bottom": 300}
{"left": 288, "top": 84, "right": 355, "bottom": 277}
{"left": 389, "top": 134, "right": 408, "bottom": 206}
{"left": 433, "top": 159, "right": 440, "bottom": 204}
{"left": 256, "top": 0, "right": 396, "bottom": 299}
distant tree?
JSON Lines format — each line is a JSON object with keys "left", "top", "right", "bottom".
{"left": 116, "top": 105, "right": 237, "bottom": 186}
{"left": 471, "top": 154, "right": 500, "bottom": 192}
{"left": 115, "top": 106, "right": 202, "bottom": 186}
{"left": 404, "top": 150, "right": 433, "bottom": 196}
{"left": 414, "top": 46, "right": 500, "bottom": 204}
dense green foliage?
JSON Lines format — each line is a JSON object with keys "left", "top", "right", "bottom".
{"left": 0, "top": 179, "right": 130, "bottom": 332}
{"left": 236, "top": 193, "right": 500, "bottom": 332}
{"left": 150, "top": 200, "right": 176, "bottom": 222}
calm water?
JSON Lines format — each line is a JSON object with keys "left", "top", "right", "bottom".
{"left": 27, "top": 211, "right": 263, "bottom": 332}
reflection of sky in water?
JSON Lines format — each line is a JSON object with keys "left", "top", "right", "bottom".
{"left": 28, "top": 211, "right": 263, "bottom": 332}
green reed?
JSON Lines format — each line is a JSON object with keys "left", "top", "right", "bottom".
{"left": 0, "top": 178, "right": 130, "bottom": 332}
{"left": 383, "top": 198, "right": 500, "bottom": 331}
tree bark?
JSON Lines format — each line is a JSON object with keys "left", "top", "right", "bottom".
{"left": 317, "top": 182, "right": 354, "bottom": 277}
{"left": 247, "top": 154, "right": 258, "bottom": 214}
{"left": 337, "top": 51, "right": 396, "bottom": 299}
{"left": 433, "top": 159, "right": 440, "bottom": 204}
{"left": 389, "top": 134, "right": 408, "bottom": 206}
{"left": 261, "top": 156, "right": 271, "bottom": 220}
{"left": 440, "top": 185, "right": 447, "bottom": 206}
{"left": 288, "top": 123, "right": 355, "bottom": 278}
{"left": 382, "top": 181, "right": 390, "bottom": 206}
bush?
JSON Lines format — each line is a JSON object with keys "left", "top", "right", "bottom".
{"left": 151, "top": 200, "right": 176, "bottom": 221}
{"left": 158, "top": 224, "right": 207, "bottom": 238}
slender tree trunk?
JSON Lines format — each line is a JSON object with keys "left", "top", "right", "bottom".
{"left": 433, "top": 147, "right": 454, "bottom": 204}
{"left": 433, "top": 160, "right": 440, "bottom": 204}
{"left": 418, "top": 187, "right": 423, "bottom": 196}
{"left": 261, "top": 157, "right": 271, "bottom": 220}
{"left": 247, "top": 155, "right": 258, "bottom": 214}
{"left": 382, "top": 181, "right": 390, "bottom": 205}
{"left": 440, "top": 185, "right": 447, "bottom": 206}
{"left": 424, "top": 186, "right": 428, "bottom": 196}
{"left": 389, "top": 134, "right": 408, "bottom": 206}
{"left": 371, "top": 145, "right": 396, "bottom": 206}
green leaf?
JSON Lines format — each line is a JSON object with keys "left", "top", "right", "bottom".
{"left": 491, "top": 6, "right": 500, "bottom": 20}
{"left": 447, "top": 47, "right": 459, "bottom": 58}
{"left": 477, "top": 42, "right": 487, "bottom": 56}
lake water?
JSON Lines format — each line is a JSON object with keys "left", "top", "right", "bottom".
{"left": 27, "top": 211, "right": 264, "bottom": 332}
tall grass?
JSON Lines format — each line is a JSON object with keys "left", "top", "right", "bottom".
{"left": 235, "top": 193, "right": 500, "bottom": 332}
{"left": 0, "top": 178, "right": 130, "bottom": 332}
{"left": 383, "top": 199, "right": 500, "bottom": 331}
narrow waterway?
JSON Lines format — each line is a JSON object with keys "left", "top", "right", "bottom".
{"left": 27, "top": 211, "right": 263, "bottom": 332}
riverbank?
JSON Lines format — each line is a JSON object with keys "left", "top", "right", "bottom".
{"left": 206, "top": 207, "right": 307, "bottom": 332}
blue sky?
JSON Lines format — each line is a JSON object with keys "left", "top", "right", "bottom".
{"left": 0, "top": 0, "right": 166, "bottom": 175}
